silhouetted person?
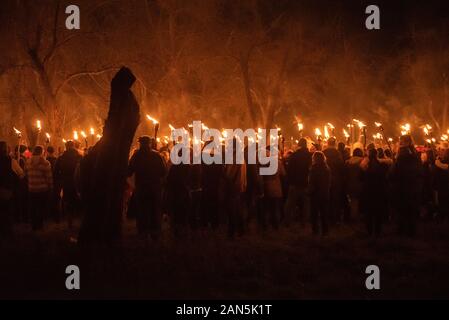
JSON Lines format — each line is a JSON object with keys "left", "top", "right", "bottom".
{"left": 284, "top": 138, "right": 311, "bottom": 225}
{"left": 128, "top": 136, "right": 167, "bottom": 240}
{"left": 224, "top": 141, "right": 247, "bottom": 239}
{"left": 361, "top": 149, "right": 388, "bottom": 237}
{"left": 435, "top": 149, "right": 449, "bottom": 221}
{"left": 261, "top": 147, "right": 284, "bottom": 231}
{"left": 13, "top": 144, "right": 28, "bottom": 223}
{"left": 79, "top": 67, "right": 140, "bottom": 246}
{"left": 46, "top": 146, "right": 60, "bottom": 222}
{"left": 345, "top": 148, "right": 364, "bottom": 219}
{"left": 389, "top": 138, "right": 422, "bottom": 237}
{"left": 201, "top": 142, "right": 225, "bottom": 230}
{"left": 308, "top": 151, "right": 330, "bottom": 235}
{"left": 338, "top": 142, "right": 350, "bottom": 162}
{"left": 46, "top": 146, "right": 57, "bottom": 169}
{"left": 323, "top": 138, "right": 345, "bottom": 224}
{"left": 166, "top": 152, "right": 191, "bottom": 239}
{"left": 0, "top": 141, "right": 24, "bottom": 238}
{"left": 25, "top": 145, "right": 53, "bottom": 231}
{"left": 421, "top": 149, "right": 436, "bottom": 220}
{"left": 54, "top": 140, "right": 82, "bottom": 229}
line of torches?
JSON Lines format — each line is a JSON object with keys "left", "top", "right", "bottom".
{"left": 13, "top": 120, "right": 102, "bottom": 148}
{"left": 13, "top": 117, "right": 449, "bottom": 152}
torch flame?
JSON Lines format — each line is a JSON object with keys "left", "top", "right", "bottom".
{"left": 400, "top": 123, "right": 411, "bottom": 136}
{"left": 297, "top": 123, "right": 304, "bottom": 131}
{"left": 81, "top": 131, "right": 87, "bottom": 138}
{"left": 327, "top": 122, "right": 335, "bottom": 129}
{"left": 45, "top": 132, "right": 50, "bottom": 139}
{"left": 168, "top": 124, "right": 175, "bottom": 131}
{"left": 96, "top": 134, "right": 102, "bottom": 139}
{"left": 90, "top": 127, "right": 95, "bottom": 135}
{"left": 62, "top": 138, "right": 67, "bottom": 143}
{"left": 146, "top": 115, "right": 159, "bottom": 124}
{"left": 324, "top": 125, "right": 330, "bottom": 139}
{"left": 315, "top": 128, "right": 322, "bottom": 137}
{"left": 202, "top": 123, "right": 209, "bottom": 130}
{"left": 73, "top": 130, "right": 79, "bottom": 140}
{"left": 36, "top": 120, "right": 41, "bottom": 130}
{"left": 375, "top": 122, "right": 382, "bottom": 127}
{"left": 13, "top": 127, "right": 21, "bottom": 135}
{"left": 343, "top": 129, "right": 350, "bottom": 138}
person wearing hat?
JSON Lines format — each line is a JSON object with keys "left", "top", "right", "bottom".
{"left": 128, "top": 135, "right": 167, "bottom": 241}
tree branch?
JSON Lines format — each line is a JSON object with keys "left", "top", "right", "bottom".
{"left": 55, "top": 66, "right": 120, "bottom": 97}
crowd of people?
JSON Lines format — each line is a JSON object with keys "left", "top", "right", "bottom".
{"left": 0, "top": 132, "right": 448, "bottom": 242}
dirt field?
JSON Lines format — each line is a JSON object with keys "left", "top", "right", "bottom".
{"left": 1, "top": 217, "right": 449, "bottom": 299}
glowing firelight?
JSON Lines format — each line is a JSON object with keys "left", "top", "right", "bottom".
{"left": 45, "top": 133, "right": 51, "bottom": 140}
{"left": 423, "top": 124, "right": 432, "bottom": 136}
{"left": 73, "top": 130, "right": 79, "bottom": 140}
{"left": 90, "top": 127, "right": 95, "bottom": 135}
{"left": 36, "top": 120, "right": 42, "bottom": 131}
{"left": 324, "top": 125, "right": 330, "bottom": 139}
{"left": 168, "top": 124, "right": 175, "bottom": 131}
{"left": 13, "top": 127, "right": 21, "bottom": 135}
{"left": 343, "top": 129, "right": 350, "bottom": 138}
{"left": 202, "top": 123, "right": 209, "bottom": 131}
{"left": 375, "top": 122, "right": 382, "bottom": 128}
{"left": 327, "top": 123, "right": 335, "bottom": 129}
{"left": 81, "top": 131, "right": 87, "bottom": 138}
{"left": 315, "top": 128, "right": 322, "bottom": 138}
{"left": 354, "top": 119, "right": 366, "bottom": 129}
{"left": 400, "top": 123, "right": 411, "bottom": 136}
{"left": 96, "top": 134, "right": 102, "bottom": 139}
{"left": 441, "top": 134, "right": 448, "bottom": 141}
{"left": 146, "top": 114, "right": 159, "bottom": 125}
{"left": 297, "top": 123, "right": 304, "bottom": 131}
{"left": 62, "top": 138, "right": 67, "bottom": 143}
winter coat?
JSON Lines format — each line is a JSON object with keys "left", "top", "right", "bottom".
{"left": 128, "top": 148, "right": 167, "bottom": 193}
{"left": 286, "top": 147, "right": 312, "bottom": 188}
{"left": 345, "top": 156, "right": 364, "bottom": 197}
{"left": 25, "top": 155, "right": 53, "bottom": 193}
{"left": 308, "top": 163, "right": 331, "bottom": 200}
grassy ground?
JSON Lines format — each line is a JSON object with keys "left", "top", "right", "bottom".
{"left": 1, "top": 216, "right": 449, "bottom": 300}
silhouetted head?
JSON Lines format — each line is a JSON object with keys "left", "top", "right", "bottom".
{"left": 312, "top": 151, "right": 326, "bottom": 166}
{"left": 65, "top": 140, "right": 75, "bottom": 150}
{"left": 0, "top": 141, "right": 8, "bottom": 157}
{"left": 327, "top": 137, "right": 336, "bottom": 147}
{"left": 298, "top": 138, "right": 307, "bottom": 149}
{"left": 111, "top": 67, "right": 136, "bottom": 91}
{"left": 338, "top": 142, "right": 346, "bottom": 152}
{"left": 33, "top": 145, "right": 44, "bottom": 156}
{"left": 377, "top": 148, "right": 385, "bottom": 159}
{"left": 384, "top": 149, "right": 392, "bottom": 159}
{"left": 353, "top": 148, "right": 363, "bottom": 157}
{"left": 443, "top": 149, "right": 449, "bottom": 163}
{"left": 368, "top": 148, "right": 378, "bottom": 161}
{"left": 366, "top": 143, "right": 375, "bottom": 151}
{"left": 138, "top": 136, "right": 151, "bottom": 148}
{"left": 399, "top": 134, "right": 413, "bottom": 148}
{"left": 47, "top": 146, "right": 55, "bottom": 155}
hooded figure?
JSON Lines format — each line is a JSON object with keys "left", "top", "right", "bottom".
{"left": 79, "top": 67, "right": 140, "bottom": 246}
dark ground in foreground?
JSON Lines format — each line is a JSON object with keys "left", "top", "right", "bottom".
{"left": 1, "top": 216, "right": 449, "bottom": 300}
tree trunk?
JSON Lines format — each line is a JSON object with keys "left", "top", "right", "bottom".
{"left": 78, "top": 67, "right": 140, "bottom": 247}
{"left": 240, "top": 55, "right": 260, "bottom": 127}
